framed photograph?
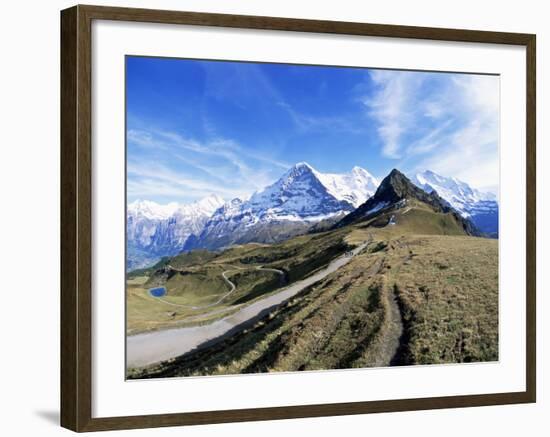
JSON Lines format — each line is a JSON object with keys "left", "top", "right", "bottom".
{"left": 60, "top": 5, "right": 536, "bottom": 432}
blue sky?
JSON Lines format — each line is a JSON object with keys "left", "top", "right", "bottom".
{"left": 127, "top": 56, "right": 499, "bottom": 204}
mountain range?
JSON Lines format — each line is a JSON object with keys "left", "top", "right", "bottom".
{"left": 409, "top": 170, "right": 498, "bottom": 237}
{"left": 127, "top": 194, "right": 224, "bottom": 270}
{"left": 182, "top": 163, "right": 378, "bottom": 251}
{"left": 336, "top": 169, "right": 480, "bottom": 236}
{"left": 127, "top": 163, "right": 498, "bottom": 270}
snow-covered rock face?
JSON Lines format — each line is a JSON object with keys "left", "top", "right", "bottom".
{"left": 313, "top": 165, "right": 378, "bottom": 208}
{"left": 248, "top": 162, "right": 358, "bottom": 220}
{"left": 184, "top": 163, "right": 379, "bottom": 251}
{"left": 127, "top": 194, "right": 225, "bottom": 269}
{"left": 248, "top": 162, "right": 379, "bottom": 219}
{"left": 410, "top": 170, "right": 498, "bottom": 236}
{"left": 127, "top": 163, "right": 380, "bottom": 266}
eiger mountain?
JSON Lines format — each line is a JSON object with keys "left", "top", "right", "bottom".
{"left": 127, "top": 194, "right": 224, "bottom": 270}
{"left": 336, "top": 169, "right": 481, "bottom": 236}
{"left": 183, "top": 163, "right": 379, "bottom": 251}
{"left": 409, "top": 170, "right": 498, "bottom": 236}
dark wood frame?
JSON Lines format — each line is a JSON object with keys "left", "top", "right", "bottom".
{"left": 60, "top": 4, "right": 536, "bottom": 432}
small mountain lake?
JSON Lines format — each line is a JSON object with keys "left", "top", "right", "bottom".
{"left": 149, "top": 287, "right": 167, "bottom": 297}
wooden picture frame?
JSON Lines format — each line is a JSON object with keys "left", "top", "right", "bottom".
{"left": 60, "top": 4, "right": 536, "bottom": 432}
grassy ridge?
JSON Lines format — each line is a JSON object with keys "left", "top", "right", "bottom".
{"left": 129, "top": 231, "right": 498, "bottom": 378}
{"left": 230, "top": 269, "right": 286, "bottom": 304}
{"left": 357, "top": 199, "right": 467, "bottom": 236}
{"left": 129, "top": 254, "right": 389, "bottom": 378}
{"left": 127, "top": 196, "right": 498, "bottom": 375}
{"left": 387, "top": 235, "right": 499, "bottom": 364}
{"left": 168, "top": 250, "right": 219, "bottom": 269}
{"left": 126, "top": 228, "right": 353, "bottom": 334}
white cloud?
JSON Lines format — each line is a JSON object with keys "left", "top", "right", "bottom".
{"left": 363, "top": 70, "right": 424, "bottom": 158}
{"left": 126, "top": 128, "right": 289, "bottom": 202}
{"left": 277, "top": 101, "right": 366, "bottom": 134}
{"left": 127, "top": 161, "right": 252, "bottom": 201}
{"left": 413, "top": 75, "right": 500, "bottom": 190}
{"left": 364, "top": 70, "right": 499, "bottom": 190}
{"left": 405, "top": 120, "right": 454, "bottom": 155}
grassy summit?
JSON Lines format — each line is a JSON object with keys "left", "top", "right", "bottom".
{"left": 337, "top": 169, "right": 480, "bottom": 236}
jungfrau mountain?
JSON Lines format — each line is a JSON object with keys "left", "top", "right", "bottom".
{"left": 183, "top": 163, "right": 379, "bottom": 251}
{"left": 409, "top": 170, "right": 498, "bottom": 237}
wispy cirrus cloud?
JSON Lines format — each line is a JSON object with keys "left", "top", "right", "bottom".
{"left": 363, "top": 70, "right": 424, "bottom": 159}
{"left": 410, "top": 75, "right": 499, "bottom": 191}
{"left": 127, "top": 127, "right": 290, "bottom": 202}
{"left": 202, "top": 60, "right": 365, "bottom": 136}
{"left": 127, "top": 161, "right": 251, "bottom": 200}
{"left": 363, "top": 70, "right": 499, "bottom": 190}
{"left": 276, "top": 101, "right": 366, "bottom": 134}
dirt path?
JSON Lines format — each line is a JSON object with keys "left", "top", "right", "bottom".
{"left": 372, "top": 283, "right": 404, "bottom": 367}
{"left": 360, "top": 250, "right": 405, "bottom": 367}
{"left": 127, "top": 241, "right": 370, "bottom": 368}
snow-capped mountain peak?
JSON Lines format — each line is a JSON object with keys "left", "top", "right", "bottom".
{"left": 411, "top": 170, "right": 497, "bottom": 212}
{"left": 249, "top": 162, "right": 379, "bottom": 218}
{"left": 247, "top": 162, "right": 348, "bottom": 220}
{"left": 409, "top": 170, "right": 498, "bottom": 236}
{"left": 352, "top": 165, "right": 372, "bottom": 176}
{"left": 128, "top": 194, "right": 224, "bottom": 220}
{"left": 314, "top": 165, "right": 379, "bottom": 208}
{"left": 294, "top": 161, "right": 314, "bottom": 170}
{"left": 183, "top": 162, "right": 380, "bottom": 251}
{"left": 127, "top": 199, "right": 180, "bottom": 220}
{"left": 126, "top": 194, "right": 225, "bottom": 270}
{"left": 185, "top": 194, "right": 226, "bottom": 215}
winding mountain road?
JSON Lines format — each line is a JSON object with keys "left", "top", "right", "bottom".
{"left": 149, "top": 265, "right": 284, "bottom": 310}
{"left": 127, "top": 240, "right": 370, "bottom": 368}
